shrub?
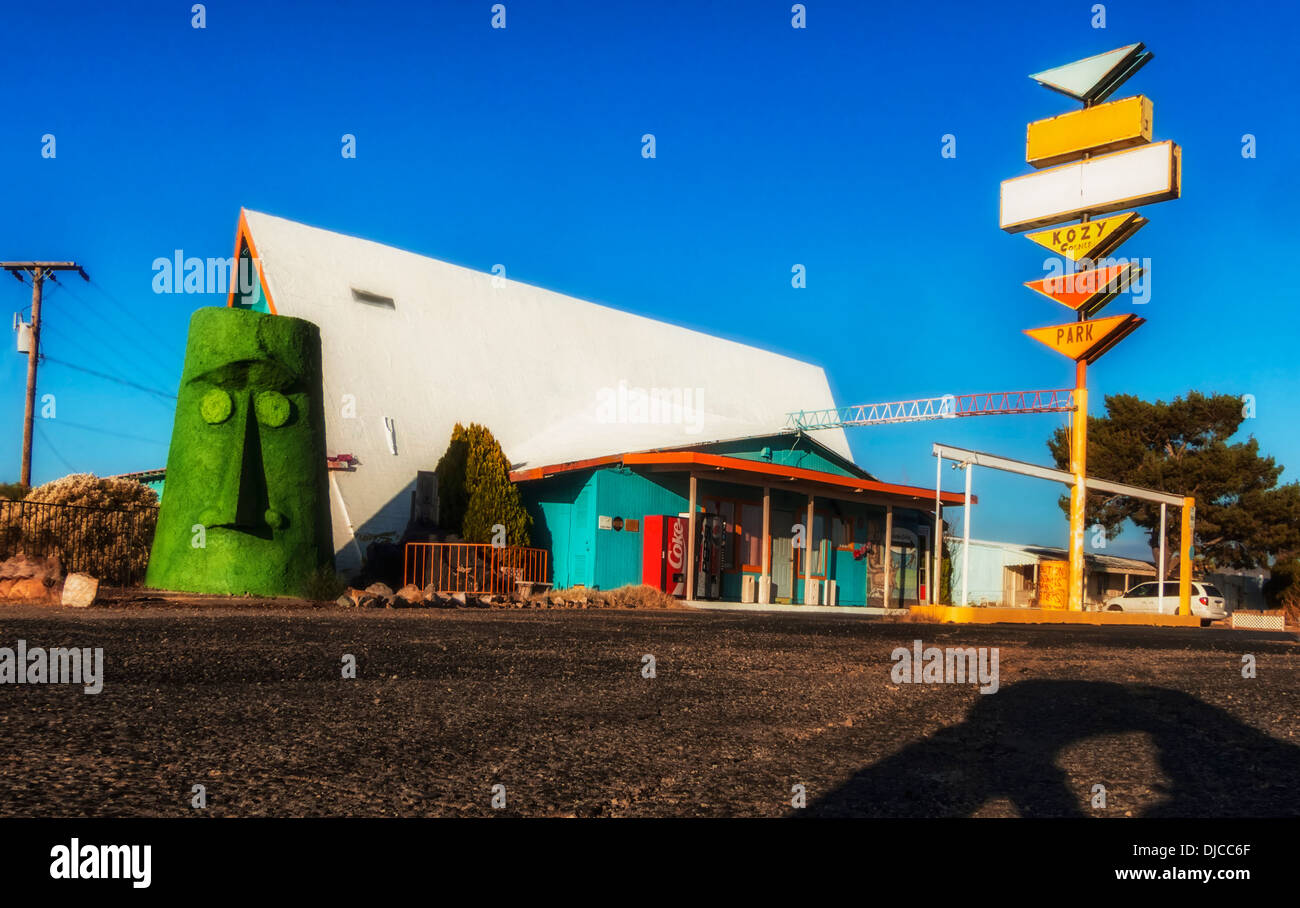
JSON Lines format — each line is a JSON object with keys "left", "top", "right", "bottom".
{"left": 0, "top": 482, "right": 29, "bottom": 501}
{"left": 303, "top": 564, "right": 347, "bottom": 602}
{"left": 435, "top": 423, "right": 531, "bottom": 546}
{"left": 15, "top": 474, "right": 159, "bottom": 583}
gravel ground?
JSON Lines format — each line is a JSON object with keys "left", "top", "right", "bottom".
{"left": 0, "top": 605, "right": 1296, "bottom": 817}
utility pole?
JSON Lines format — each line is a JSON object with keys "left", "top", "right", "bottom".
{"left": 3, "top": 261, "right": 89, "bottom": 486}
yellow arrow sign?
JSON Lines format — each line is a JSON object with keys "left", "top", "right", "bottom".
{"left": 1025, "top": 212, "right": 1147, "bottom": 262}
{"left": 1024, "top": 313, "right": 1145, "bottom": 363}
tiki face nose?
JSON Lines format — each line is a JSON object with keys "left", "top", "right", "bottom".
{"left": 199, "top": 395, "right": 278, "bottom": 536}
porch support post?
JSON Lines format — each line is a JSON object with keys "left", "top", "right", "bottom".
{"left": 934, "top": 455, "right": 943, "bottom": 605}
{"left": 760, "top": 485, "right": 771, "bottom": 604}
{"left": 804, "top": 494, "right": 814, "bottom": 604}
{"left": 961, "top": 464, "right": 972, "bottom": 607}
{"left": 686, "top": 473, "right": 698, "bottom": 601}
{"left": 883, "top": 503, "right": 894, "bottom": 609}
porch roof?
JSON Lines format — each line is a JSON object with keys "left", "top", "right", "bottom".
{"left": 510, "top": 449, "right": 972, "bottom": 507}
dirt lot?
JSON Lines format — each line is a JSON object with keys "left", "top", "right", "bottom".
{"left": 0, "top": 605, "right": 1296, "bottom": 817}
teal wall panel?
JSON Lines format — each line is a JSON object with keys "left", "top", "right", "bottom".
{"left": 592, "top": 469, "right": 687, "bottom": 591}
{"left": 697, "top": 434, "right": 863, "bottom": 478}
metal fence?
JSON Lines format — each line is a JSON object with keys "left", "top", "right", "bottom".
{"left": 0, "top": 499, "right": 159, "bottom": 587}
{"left": 404, "top": 542, "right": 549, "bottom": 596}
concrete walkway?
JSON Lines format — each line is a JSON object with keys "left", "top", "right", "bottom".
{"left": 684, "top": 601, "right": 903, "bottom": 617}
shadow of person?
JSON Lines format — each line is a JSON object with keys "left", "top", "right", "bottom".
{"left": 804, "top": 680, "right": 1300, "bottom": 818}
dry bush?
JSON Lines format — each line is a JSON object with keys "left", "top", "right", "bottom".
{"left": 598, "top": 584, "right": 686, "bottom": 610}
{"left": 1281, "top": 587, "right": 1300, "bottom": 629}
{"left": 14, "top": 474, "right": 159, "bottom": 583}
{"left": 525, "top": 583, "right": 686, "bottom": 610}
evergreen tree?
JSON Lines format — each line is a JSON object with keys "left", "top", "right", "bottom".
{"left": 435, "top": 423, "right": 532, "bottom": 546}
{"left": 1046, "top": 391, "right": 1300, "bottom": 577}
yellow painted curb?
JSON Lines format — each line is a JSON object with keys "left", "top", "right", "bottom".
{"left": 910, "top": 605, "right": 1201, "bottom": 627}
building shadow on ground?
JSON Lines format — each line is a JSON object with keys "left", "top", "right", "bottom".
{"left": 804, "top": 680, "right": 1300, "bottom": 818}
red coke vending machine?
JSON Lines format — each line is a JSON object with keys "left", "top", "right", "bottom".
{"left": 642, "top": 515, "right": 688, "bottom": 597}
{"left": 642, "top": 514, "right": 726, "bottom": 599}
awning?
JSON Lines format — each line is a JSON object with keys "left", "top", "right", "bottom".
{"left": 511, "top": 450, "right": 972, "bottom": 508}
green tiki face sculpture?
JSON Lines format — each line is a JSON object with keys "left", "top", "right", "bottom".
{"left": 146, "top": 306, "right": 333, "bottom": 596}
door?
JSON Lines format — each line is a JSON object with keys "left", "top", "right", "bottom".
{"left": 890, "top": 528, "right": 919, "bottom": 607}
{"left": 569, "top": 484, "right": 593, "bottom": 588}
{"left": 769, "top": 510, "right": 794, "bottom": 603}
{"left": 1122, "top": 582, "right": 1158, "bottom": 613}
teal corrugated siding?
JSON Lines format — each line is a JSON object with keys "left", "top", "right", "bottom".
{"left": 697, "top": 435, "right": 860, "bottom": 477}
{"left": 592, "top": 469, "right": 687, "bottom": 591}
{"left": 522, "top": 471, "right": 591, "bottom": 588}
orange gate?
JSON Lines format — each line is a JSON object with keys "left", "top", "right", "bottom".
{"left": 404, "top": 542, "right": 549, "bottom": 596}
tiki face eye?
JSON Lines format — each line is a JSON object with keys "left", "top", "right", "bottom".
{"left": 255, "top": 390, "right": 291, "bottom": 428}
{"left": 200, "top": 388, "right": 233, "bottom": 424}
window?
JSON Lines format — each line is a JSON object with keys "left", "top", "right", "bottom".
{"left": 1127, "top": 583, "right": 1155, "bottom": 598}
{"left": 832, "top": 516, "right": 854, "bottom": 548}
{"left": 741, "top": 505, "right": 763, "bottom": 569}
{"left": 351, "top": 287, "right": 396, "bottom": 309}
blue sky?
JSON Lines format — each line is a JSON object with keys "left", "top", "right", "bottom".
{"left": 1, "top": 0, "right": 1296, "bottom": 558}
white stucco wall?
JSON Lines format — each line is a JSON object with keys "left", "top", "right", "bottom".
{"left": 242, "top": 210, "right": 850, "bottom": 570}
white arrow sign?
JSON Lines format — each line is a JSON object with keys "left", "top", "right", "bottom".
{"left": 1029, "top": 43, "right": 1153, "bottom": 104}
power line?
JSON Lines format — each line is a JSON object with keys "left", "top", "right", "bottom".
{"left": 46, "top": 279, "right": 179, "bottom": 392}
{"left": 35, "top": 419, "right": 79, "bottom": 475}
{"left": 41, "top": 354, "right": 177, "bottom": 400}
{"left": 43, "top": 418, "right": 169, "bottom": 447}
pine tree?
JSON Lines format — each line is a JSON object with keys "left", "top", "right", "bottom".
{"left": 435, "top": 423, "right": 531, "bottom": 546}
{"left": 1046, "top": 391, "right": 1300, "bottom": 576}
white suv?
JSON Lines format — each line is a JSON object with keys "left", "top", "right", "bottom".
{"left": 1104, "top": 581, "right": 1227, "bottom": 619}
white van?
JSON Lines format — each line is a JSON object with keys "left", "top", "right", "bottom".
{"left": 1103, "top": 581, "right": 1227, "bottom": 619}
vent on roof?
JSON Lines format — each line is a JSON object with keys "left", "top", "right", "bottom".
{"left": 351, "top": 288, "right": 395, "bottom": 309}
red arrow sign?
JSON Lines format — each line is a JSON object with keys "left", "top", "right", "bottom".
{"left": 1024, "top": 262, "right": 1141, "bottom": 318}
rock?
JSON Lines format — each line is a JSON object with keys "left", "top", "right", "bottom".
{"left": 450, "top": 592, "right": 468, "bottom": 607}
{"left": 335, "top": 593, "right": 356, "bottom": 608}
{"left": 0, "top": 552, "right": 62, "bottom": 584}
{"left": 395, "top": 584, "right": 426, "bottom": 607}
{"left": 364, "top": 582, "right": 394, "bottom": 598}
{"left": 61, "top": 573, "right": 98, "bottom": 608}
{"left": 344, "top": 587, "right": 370, "bottom": 608}
{"left": 7, "top": 577, "right": 53, "bottom": 603}
{"left": 0, "top": 580, "right": 13, "bottom": 598}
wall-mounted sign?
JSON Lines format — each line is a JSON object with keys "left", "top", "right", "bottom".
{"left": 1000, "top": 140, "right": 1181, "bottom": 233}
{"left": 1026, "top": 95, "right": 1152, "bottom": 168}
{"left": 612, "top": 516, "right": 624, "bottom": 531}
{"left": 1023, "top": 313, "right": 1145, "bottom": 363}
{"left": 1029, "top": 43, "right": 1153, "bottom": 104}
{"left": 1024, "top": 211, "right": 1147, "bottom": 262}
{"left": 598, "top": 515, "right": 613, "bottom": 530}
{"left": 1023, "top": 261, "right": 1142, "bottom": 318}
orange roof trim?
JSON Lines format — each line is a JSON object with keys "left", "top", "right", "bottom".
{"left": 224, "top": 208, "right": 278, "bottom": 314}
{"left": 511, "top": 450, "right": 973, "bottom": 506}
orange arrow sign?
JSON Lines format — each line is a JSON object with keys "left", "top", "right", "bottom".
{"left": 1024, "top": 262, "right": 1141, "bottom": 318}
{"left": 1024, "top": 313, "right": 1145, "bottom": 363}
